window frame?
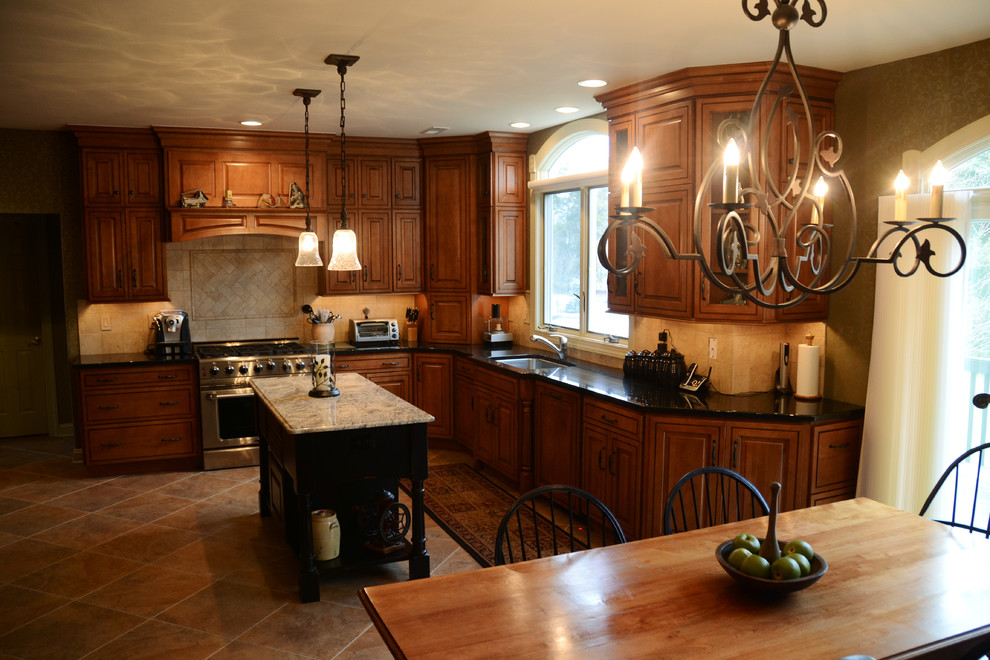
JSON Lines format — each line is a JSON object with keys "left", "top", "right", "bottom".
{"left": 529, "top": 119, "right": 630, "bottom": 357}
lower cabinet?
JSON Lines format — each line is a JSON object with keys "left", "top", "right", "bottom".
{"left": 414, "top": 353, "right": 453, "bottom": 439}
{"left": 470, "top": 364, "right": 534, "bottom": 489}
{"left": 453, "top": 357, "right": 476, "bottom": 451}
{"left": 581, "top": 399, "right": 643, "bottom": 540}
{"left": 336, "top": 353, "right": 412, "bottom": 402}
{"left": 534, "top": 382, "right": 581, "bottom": 488}
{"left": 74, "top": 362, "right": 201, "bottom": 473}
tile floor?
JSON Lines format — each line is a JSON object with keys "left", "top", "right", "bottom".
{"left": 0, "top": 436, "right": 483, "bottom": 659}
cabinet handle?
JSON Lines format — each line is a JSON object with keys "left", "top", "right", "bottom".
{"left": 338, "top": 363, "right": 349, "bottom": 369}
{"left": 545, "top": 391, "right": 562, "bottom": 400}
{"left": 634, "top": 272, "right": 641, "bottom": 295}
{"left": 732, "top": 440, "right": 739, "bottom": 468}
{"left": 100, "top": 442, "right": 123, "bottom": 447}
{"left": 97, "top": 404, "right": 120, "bottom": 410}
{"left": 430, "top": 303, "right": 435, "bottom": 320}
{"left": 131, "top": 269, "right": 137, "bottom": 287}
{"left": 430, "top": 264, "right": 436, "bottom": 281}
{"left": 96, "top": 376, "right": 119, "bottom": 383}
{"left": 608, "top": 451, "right": 617, "bottom": 476}
{"left": 396, "top": 263, "right": 402, "bottom": 282}
{"left": 395, "top": 193, "right": 401, "bottom": 199}
{"left": 382, "top": 361, "right": 400, "bottom": 367}
{"left": 160, "top": 437, "right": 181, "bottom": 443}
{"left": 482, "top": 264, "right": 488, "bottom": 281}
{"left": 158, "top": 374, "right": 178, "bottom": 380}
{"left": 363, "top": 265, "right": 368, "bottom": 282}
{"left": 828, "top": 442, "right": 851, "bottom": 449}
{"left": 701, "top": 279, "right": 708, "bottom": 301}
{"left": 598, "top": 447, "right": 606, "bottom": 471}
{"left": 117, "top": 269, "right": 123, "bottom": 287}
{"left": 159, "top": 401, "right": 180, "bottom": 406}
{"left": 600, "top": 414, "right": 618, "bottom": 424}
{"left": 711, "top": 439, "right": 717, "bottom": 466}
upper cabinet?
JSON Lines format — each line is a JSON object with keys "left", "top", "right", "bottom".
{"left": 596, "top": 63, "right": 841, "bottom": 323}
{"left": 73, "top": 127, "right": 168, "bottom": 303}
{"left": 477, "top": 133, "right": 528, "bottom": 296}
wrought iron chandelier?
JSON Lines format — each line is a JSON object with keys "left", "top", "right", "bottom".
{"left": 597, "top": 0, "right": 967, "bottom": 309}
{"left": 326, "top": 53, "right": 362, "bottom": 272}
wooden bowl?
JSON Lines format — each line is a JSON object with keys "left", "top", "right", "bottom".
{"left": 715, "top": 539, "right": 828, "bottom": 594}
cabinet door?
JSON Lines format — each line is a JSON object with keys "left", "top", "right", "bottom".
{"left": 534, "top": 383, "right": 581, "bottom": 488}
{"left": 126, "top": 209, "right": 167, "bottom": 300}
{"left": 83, "top": 150, "right": 123, "bottom": 206}
{"left": 610, "top": 434, "right": 642, "bottom": 539}
{"left": 425, "top": 157, "right": 472, "bottom": 291}
{"left": 493, "top": 207, "right": 526, "bottom": 294}
{"left": 328, "top": 158, "right": 358, "bottom": 209}
{"left": 125, "top": 151, "right": 162, "bottom": 206}
{"left": 634, "top": 186, "right": 692, "bottom": 318}
{"left": 581, "top": 424, "right": 610, "bottom": 508}
{"left": 637, "top": 101, "right": 691, "bottom": 185}
{"left": 84, "top": 210, "right": 126, "bottom": 301}
{"left": 415, "top": 354, "right": 453, "bottom": 439}
{"left": 474, "top": 387, "right": 497, "bottom": 464}
{"left": 426, "top": 293, "right": 471, "bottom": 343}
{"left": 453, "top": 360, "right": 476, "bottom": 450}
{"left": 393, "top": 158, "right": 422, "bottom": 207}
{"left": 358, "top": 157, "right": 390, "bottom": 207}
{"left": 393, "top": 211, "right": 424, "bottom": 292}
{"left": 724, "top": 422, "right": 807, "bottom": 512}
{"left": 495, "top": 153, "right": 527, "bottom": 205}
{"left": 363, "top": 371, "right": 412, "bottom": 402}
{"left": 359, "top": 210, "right": 392, "bottom": 292}
{"left": 693, "top": 98, "right": 766, "bottom": 322}
{"left": 643, "top": 418, "right": 721, "bottom": 538}
{"left": 322, "top": 213, "right": 360, "bottom": 293}
{"left": 491, "top": 392, "right": 519, "bottom": 479}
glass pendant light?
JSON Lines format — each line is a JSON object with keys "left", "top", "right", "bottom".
{"left": 293, "top": 88, "right": 323, "bottom": 267}
{"left": 326, "top": 53, "right": 362, "bottom": 272}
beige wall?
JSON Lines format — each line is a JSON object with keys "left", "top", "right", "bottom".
{"left": 826, "top": 38, "right": 990, "bottom": 405}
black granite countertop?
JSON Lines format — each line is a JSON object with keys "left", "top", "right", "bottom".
{"left": 76, "top": 341, "right": 863, "bottom": 422}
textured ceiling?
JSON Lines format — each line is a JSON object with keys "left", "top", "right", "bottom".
{"left": 1, "top": 0, "right": 988, "bottom": 138}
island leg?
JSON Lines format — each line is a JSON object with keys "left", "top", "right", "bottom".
{"left": 408, "top": 476, "right": 430, "bottom": 580}
{"left": 258, "top": 432, "right": 271, "bottom": 517}
{"left": 297, "top": 492, "right": 320, "bottom": 603}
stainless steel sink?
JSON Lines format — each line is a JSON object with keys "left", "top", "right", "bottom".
{"left": 490, "top": 354, "right": 574, "bottom": 370}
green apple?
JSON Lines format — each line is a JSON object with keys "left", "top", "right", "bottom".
{"left": 770, "top": 555, "right": 802, "bottom": 580}
{"left": 740, "top": 553, "right": 771, "bottom": 579}
{"left": 727, "top": 547, "right": 752, "bottom": 569}
{"left": 783, "top": 539, "right": 814, "bottom": 562}
{"left": 786, "top": 550, "right": 812, "bottom": 576}
{"left": 732, "top": 532, "right": 761, "bottom": 554}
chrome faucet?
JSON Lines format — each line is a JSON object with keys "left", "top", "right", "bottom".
{"left": 530, "top": 333, "right": 568, "bottom": 361}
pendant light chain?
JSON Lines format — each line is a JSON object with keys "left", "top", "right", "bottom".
{"left": 339, "top": 67, "right": 348, "bottom": 229}
{"left": 304, "top": 96, "right": 312, "bottom": 232}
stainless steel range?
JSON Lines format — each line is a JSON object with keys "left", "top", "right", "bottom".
{"left": 197, "top": 339, "right": 311, "bottom": 470}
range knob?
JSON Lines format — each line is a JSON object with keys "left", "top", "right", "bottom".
{"left": 295, "top": 360, "right": 306, "bottom": 371}
{"left": 281, "top": 360, "right": 292, "bottom": 372}
{"left": 225, "top": 364, "right": 235, "bottom": 375}
{"left": 238, "top": 364, "right": 249, "bottom": 375}
{"left": 210, "top": 363, "right": 220, "bottom": 376}
{"left": 267, "top": 359, "right": 276, "bottom": 371}
{"left": 253, "top": 362, "right": 264, "bottom": 374}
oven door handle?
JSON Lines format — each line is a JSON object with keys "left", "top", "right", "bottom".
{"left": 205, "top": 389, "right": 255, "bottom": 402}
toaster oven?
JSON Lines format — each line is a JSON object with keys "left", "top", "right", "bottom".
{"left": 351, "top": 318, "right": 400, "bottom": 345}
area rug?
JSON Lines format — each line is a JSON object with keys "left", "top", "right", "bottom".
{"left": 401, "top": 463, "right": 578, "bottom": 568}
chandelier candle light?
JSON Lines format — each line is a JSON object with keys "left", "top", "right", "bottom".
{"left": 597, "top": 0, "right": 967, "bottom": 309}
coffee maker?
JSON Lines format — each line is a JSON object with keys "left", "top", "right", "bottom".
{"left": 152, "top": 310, "right": 192, "bottom": 358}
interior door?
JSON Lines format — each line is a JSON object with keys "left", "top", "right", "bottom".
{"left": 0, "top": 216, "right": 49, "bottom": 436}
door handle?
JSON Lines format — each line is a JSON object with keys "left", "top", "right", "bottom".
{"left": 396, "top": 263, "right": 402, "bottom": 281}
{"left": 598, "top": 447, "right": 606, "bottom": 471}
{"left": 430, "top": 303, "right": 435, "bottom": 320}
{"left": 132, "top": 269, "right": 137, "bottom": 287}
{"left": 363, "top": 265, "right": 368, "bottom": 282}
{"left": 608, "top": 451, "right": 617, "bottom": 476}
{"left": 430, "top": 264, "right": 436, "bottom": 281}
{"left": 600, "top": 414, "right": 618, "bottom": 424}
{"left": 28, "top": 336, "right": 41, "bottom": 346}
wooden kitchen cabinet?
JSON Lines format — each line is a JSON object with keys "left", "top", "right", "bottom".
{"left": 534, "top": 382, "right": 581, "bottom": 488}
{"left": 723, "top": 420, "right": 808, "bottom": 513}
{"left": 323, "top": 210, "right": 393, "bottom": 293}
{"left": 809, "top": 418, "right": 863, "bottom": 504}
{"left": 336, "top": 352, "right": 412, "bottom": 402}
{"left": 453, "top": 357, "right": 476, "bottom": 451}
{"left": 414, "top": 353, "right": 453, "bottom": 439}
{"left": 472, "top": 365, "right": 522, "bottom": 484}
{"left": 75, "top": 362, "right": 201, "bottom": 473}
{"left": 476, "top": 136, "right": 528, "bottom": 296}
{"left": 392, "top": 210, "right": 424, "bottom": 292}
{"left": 423, "top": 293, "right": 472, "bottom": 344}
{"left": 82, "top": 149, "right": 162, "bottom": 207}
{"left": 424, "top": 155, "right": 473, "bottom": 292}
{"left": 581, "top": 398, "right": 642, "bottom": 539}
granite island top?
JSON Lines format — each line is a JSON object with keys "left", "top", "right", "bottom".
{"left": 250, "top": 372, "right": 434, "bottom": 435}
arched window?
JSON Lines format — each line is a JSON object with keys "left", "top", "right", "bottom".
{"left": 531, "top": 121, "right": 628, "bottom": 348}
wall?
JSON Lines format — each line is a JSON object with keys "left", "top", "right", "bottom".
{"left": 0, "top": 129, "right": 82, "bottom": 426}
{"left": 826, "top": 38, "right": 990, "bottom": 405}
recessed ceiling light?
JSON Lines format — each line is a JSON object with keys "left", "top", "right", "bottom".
{"left": 509, "top": 122, "right": 530, "bottom": 129}
{"left": 578, "top": 79, "right": 607, "bottom": 88}
{"left": 240, "top": 120, "right": 262, "bottom": 127}
{"left": 555, "top": 106, "right": 580, "bottom": 114}
{"left": 420, "top": 126, "right": 450, "bottom": 135}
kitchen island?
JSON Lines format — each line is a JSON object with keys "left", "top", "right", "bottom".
{"left": 252, "top": 372, "right": 434, "bottom": 603}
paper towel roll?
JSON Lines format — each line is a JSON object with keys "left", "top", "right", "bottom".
{"left": 795, "top": 343, "right": 821, "bottom": 400}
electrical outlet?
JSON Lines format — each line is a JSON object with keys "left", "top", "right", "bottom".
{"left": 708, "top": 337, "right": 718, "bottom": 359}
{"left": 100, "top": 315, "right": 112, "bottom": 332}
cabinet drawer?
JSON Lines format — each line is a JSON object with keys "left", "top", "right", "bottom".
{"left": 584, "top": 398, "right": 641, "bottom": 437}
{"left": 474, "top": 364, "right": 518, "bottom": 397}
{"left": 336, "top": 353, "right": 411, "bottom": 373}
{"left": 81, "top": 365, "right": 194, "bottom": 389}
{"left": 83, "top": 387, "right": 195, "bottom": 423}
{"left": 812, "top": 423, "right": 862, "bottom": 492}
{"left": 86, "top": 421, "right": 196, "bottom": 463}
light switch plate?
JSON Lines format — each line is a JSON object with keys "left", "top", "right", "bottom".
{"left": 100, "top": 315, "right": 111, "bottom": 331}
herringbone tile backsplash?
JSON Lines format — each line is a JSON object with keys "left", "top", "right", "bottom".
{"left": 191, "top": 249, "right": 295, "bottom": 319}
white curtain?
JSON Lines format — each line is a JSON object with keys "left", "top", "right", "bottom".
{"left": 859, "top": 191, "right": 972, "bottom": 513}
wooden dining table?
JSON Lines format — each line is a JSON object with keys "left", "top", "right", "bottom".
{"left": 358, "top": 498, "right": 990, "bottom": 659}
